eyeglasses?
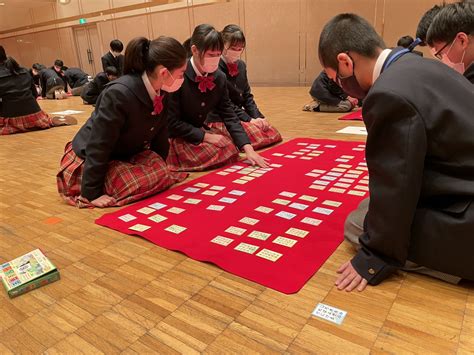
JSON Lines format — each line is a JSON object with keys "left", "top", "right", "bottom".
{"left": 434, "top": 39, "right": 454, "bottom": 60}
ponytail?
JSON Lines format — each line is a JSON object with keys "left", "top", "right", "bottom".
{"left": 4, "top": 57, "right": 21, "bottom": 75}
{"left": 124, "top": 36, "right": 186, "bottom": 76}
{"left": 182, "top": 38, "right": 192, "bottom": 57}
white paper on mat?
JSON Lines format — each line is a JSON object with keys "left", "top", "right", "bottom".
{"left": 51, "top": 110, "right": 84, "bottom": 115}
{"left": 336, "top": 126, "right": 367, "bottom": 136}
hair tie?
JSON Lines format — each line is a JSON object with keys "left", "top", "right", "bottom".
{"left": 144, "top": 39, "right": 150, "bottom": 53}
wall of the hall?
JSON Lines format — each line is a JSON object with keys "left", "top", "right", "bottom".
{"left": 0, "top": 0, "right": 448, "bottom": 85}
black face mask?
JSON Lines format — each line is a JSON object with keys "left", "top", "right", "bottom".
{"left": 336, "top": 55, "right": 368, "bottom": 100}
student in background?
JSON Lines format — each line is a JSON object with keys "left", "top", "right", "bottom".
{"left": 426, "top": 2, "right": 474, "bottom": 83}
{"left": 29, "top": 63, "right": 46, "bottom": 97}
{"left": 416, "top": 4, "right": 445, "bottom": 46}
{"left": 303, "top": 70, "right": 358, "bottom": 112}
{"left": 206, "top": 24, "right": 282, "bottom": 150}
{"left": 0, "top": 46, "right": 76, "bottom": 135}
{"left": 101, "top": 39, "right": 124, "bottom": 76}
{"left": 51, "top": 59, "right": 69, "bottom": 91}
{"left": 167, "top": 24, "right": 268, "bottom": 172}
{"left": 40, "top": 59, "right": 69, "bottom": 99}
{"left": 64, "top": 66, "right": 90, "bottom": 96}
{"left": 57, "top": 36, "right": 188, "bottom": 208}
{"left": 81, "top": 66, "right": 118, "bottom": 105}
{"left": 397, "top": 35, "right": 423, "bottom": 57}
{"left": 318, "top": 13, "right": 474, "bottom": 291}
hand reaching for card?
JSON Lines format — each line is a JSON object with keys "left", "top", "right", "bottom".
{"left": 243, "top": 144, "right": 269, "bottom": 168}
{"left": 335, "top": 260, "right": 368, "bottom": 292}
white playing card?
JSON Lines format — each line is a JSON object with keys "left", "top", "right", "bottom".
{"left": 248, "top": 230, "right": 271, "bottom": 241}
{"left": 210, "top": 185, "right": 226, "bottom": 191}
{"left": 313, "top": 180, "right": 330, "bottom": 186}
{"left": 207, "top": 204, "right": 225, "bottom": 211}
{"left": 239, "top": 217, "right": 260, "bottom": 225}
{"left": 352, "top": 147, "right": 364, "bottom": 151}
{"left": 167, "top": 194, "right": 183, "bottom": 201}
{"left": 344, "top": 174, "right": 360, "bottom": 179}
{"left": 321, "top": 176, "right": 337, "bottom": 181}
{"left": 272, "top": 198, "right": 291, "bottom": 206}
{"left": 348, "top": 190, "right": 366, "bottom": 196}
{"left": 300, "top": 156, "right": 313, "bottom": 160}
{"left": 225, "top": 226, "right": 247, "bottom": 235}
{"left": 210, "top": 235, "right": 234, "bottom": 246}
{"left": 280, "top": 191, "right": 297, "bottom": 198}
{"left": 229, "top": 189, "right": 246, "bottom": 196}
{"left": 234, "top": 242, "right": 259, "bottom": 254}
{"left": 167, "top": 207, "right": 185, "bottom": 214}
{"left": 324, "top": 144, "right": 337, "bottom": 148}
{"left": 335, "top": 158, "right": 350, "bottom": 163}
{"left": 339, "top": 178, "right": 355, "bottom": 183}
{"left": 299, "top": 195, "right": 318, "bottom": 202}
{"left": 273, "top": 236, "right": 298, "bottom": 247}
{"left": 194, "top": 182, "right": 210, "bottom": 188}
{"left": 256, "top": 249, "right": 283, "bottom": 262}
{"left": 301, "top": 217, "right": 322, "bottom": 226}
{"left": 359, "top": 179, "right": 369, "bottom": 185}
{"left": 224, "top": 168, "right": 237, "bottom": 173}
{"left": 348, "top": 170, "right": 363, "bottom": 175}
{"left": 289, "top": 202, "right": 309, "bottom": 211}
{"left": 217, "top": 171, "right": 229, "bottom": 176}
{"left": 230, "top": 165, "right": 244, "bottom": 170}
{"left": 310, "top": 184, "right": 326, "bottom": 190}
{"left": 331, "top": 168, "right": 347, "bottom": 173}
{"left": 249, "top": 173, "right": 263, "bottom": 178}
{"left": 299, "top": 149, "right": 311, "bottom": 152}
{"left": 148, "top": 202, "right": 167, "bottom": 210}
{"left": 255, "top": 206, "right": 274, "bottom": 213}
{"left": 334, "top": 182, "right": 351, "bottom": 188}
{"left": 329, "top": 187, "right": 346, "bottom": 193}
{"left": 272, "top": 153, "right": 284, "bottom": 156}
{"left": 129, "top": 224, "right": 151, "bottom": 232}
{"left": 276, "top": 211, "right": 297, "bottom": 220}
{"left": 311, "top": 169, "right": 326, "bottom": 174}
{"left": 293, "top": 152, "right": 304, "bottom": 155}
{"left": 202, "top": 190, "right": 219, "bottom": 196}
{"left": 312, "top": 303, "right": 347, "bottom": 325}
{"left": 359, "top": 162, "right": 367, "bottom": 166}
{"left": 337, "top": 164, "right": 352, "bottom": 169}
{"left": 233, "top": 179, "right": 248, "bottom": 185}
{"left": 219, "top": 197, "right": 237, "bottom": 204}
{"left": 184, "top": 187, "right": 200, "bottom": 193}
{"left": 322, "top": 200, "right": 342, "bottom": 207}
{"left": 305, "top": 172, "right": 320, "bottom": 178}
{"left": 165, "top": 224, "right": 187, "bottom": 234}
{"left": 286, "top": 227, "right": 309, "bottom": 238}
{"left": 297, "top": 142, "right": 309, "bottom": 145}
{"left": 307, "top": 153, "right": 320, "bottom": 157}
{"left": 240, "top": 176, "right": 254, "bottom": 181}
{"left": 356, "top": 166, "right": 368, "bottom": 171}
{"left": 148, "top": 214, "right": 167, "bottom": 223}
{"left": 184, "top": 198, "right": 201, "bottom": 204}
{"left": 118, "top": 214, "right": 136, "bottom": 222}
{"left": 341, "top": 155, "right": 355, "bottom": 159}
{"left": 313, "top": 207, "right": 334, "bottom": 215}
{"left": 327, "top": 172, "right": 343, "bottom": 177}
{"left": 354, "top": 185, "right": 369, "bottom": 191}
{"left": 137, "top": 207, "right": 156, "bottom": 215}
{"left": 270, "top": 163, "right": 283, "bottom": 168}
{"left": 284, "top": 155, "right": 296, "bottom": 159}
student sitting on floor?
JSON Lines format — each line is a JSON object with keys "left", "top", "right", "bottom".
{"left": 29, "top": 63, "right": 46, "bottom": 97}
{"left": 57, "top": 36, "right": 188, "bottom": 208}
{"left": 426, "top": 2, "right": 474, "bottom": 84}
{"left": 206, "top": 24, "right": 282, "bottom": 150}
{"left": 0, "top": 46, "right": 76, "bottom": 135}
{"left": 101, "top": 39, "right": 125, "bottom": 76}
{"left": 167, "top": 24, "right": 268, "bottom": 172}
{"left": 40, "top": 59, "right": 69, "bottom": 99}
{"left": 318, "top": 13, "right": 474, "bottom": 291}
{"left": 81, "top": 66, "right": 118, "bottom": 105}
{"left": 64, "top": 66, "right": 91, "bottom": 96}
{"left": 303, "top": 70, "right": 358, "bottom": 112}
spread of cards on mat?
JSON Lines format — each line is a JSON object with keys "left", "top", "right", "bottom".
{"left": 96, "top": 138, "right": 369, "bottom": 294}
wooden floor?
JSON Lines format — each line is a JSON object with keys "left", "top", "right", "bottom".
{"left": 0, "top": 87, "right": 473, "bottom": 354}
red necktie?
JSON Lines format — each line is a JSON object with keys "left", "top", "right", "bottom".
{"left": 196, "top": 75, "right": 216, "bottom": 93}
{"left": 152, "top": 94, "right": 164, "bottom": 115}
{"left": 227, "top": 62, "right": 239, "bottom": 77}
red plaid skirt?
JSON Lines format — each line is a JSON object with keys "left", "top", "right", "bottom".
{"left": 167, "top": 125, "right": 240, "bottom": 172}
{"left": 57, "top": 142, "right": 188, "bottom": 208}
{"left": 0, "top": 110, "right": 53, "bottom": 135}
{"left": 208, "top": 121, "right": 282, "bottom": 150}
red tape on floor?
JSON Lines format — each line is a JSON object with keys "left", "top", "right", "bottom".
{"left": 96, "top": 138, "right": 368, "bottom": 294}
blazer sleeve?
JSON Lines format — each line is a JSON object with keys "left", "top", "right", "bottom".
{"left": 216, "top": 84, "right": 251, "bottom": 149}
{"left": 233, "top": 103, "right": 252, "bottom": 122}
{"left": 40, "top": 73, "right": 47, "bottom": 98}
{"left": 81, "top": 86, "right": 128, "bottom": 200}
{"left": 101, "top": 56, "right": 108, "bottom": 73}
{"left": 167, "top": 92, "right": 205, "bottom": 145}
{"left": 351, "top": 89, "right": 427, "bottom": 285}
{"left": 240, "top": 63, "right": 264, "bottom": 118}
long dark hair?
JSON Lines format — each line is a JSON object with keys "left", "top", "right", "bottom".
{"left": 123, "top": 36, "right": 187, "bottom": 75}
{"left": 0, "top": 45, "right": 21, "bottom": 75}
{"left": 221, "top": 24, "right": 246, "bottom": 48}
{"left": 187, "top": 24, "right": 224, "bottom": 57}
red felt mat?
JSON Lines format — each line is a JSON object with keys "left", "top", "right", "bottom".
{"left": 96, "top": 138, "right": 369, "bottom": 294}
{"left": 338, "top": 110, "right": 363, "bottom": 121}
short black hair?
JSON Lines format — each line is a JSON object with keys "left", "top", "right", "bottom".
{"left": 221, "top": 24, "right": 246, "bottom": 48}
{"left": 318, "top": 13, "right": 386, "bottom": 70}
{"left": 190, "top": 24, "right": 224, "bottom": 55}
{"left": 110, "top": 39, "right": 124, "bottom": 52}
{"left": 416, "top": 4, "right": 445, "bottom": 46}
{"left": 0, "top": 45, "right": 6, "bottom": 62}
{"left": 105, "top": 66, "right": 118, "bottom": 76}
{"left": 54, "top": 59, "right": 64, "bottom": 67}
{"left": 32, "top": 63, "right": 45, "bottom": 71}
{"left": 397, "top": 35, "right": 414, "bottom": 48}
{"left": 427, "top": 2, "right": 474, "bottom": 46}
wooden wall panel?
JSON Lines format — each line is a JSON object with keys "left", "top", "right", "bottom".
{"left": 0, "top": 38, "right": 21, "bottom": 64}
{"left": 34, "top": 29, "right": 62, "bottom": 67}
{"left": 55, "top": 0, "right": 82, "bottom": 19}
{"left": 97, "top": 20, "right": 116, "bottom": 54}
{"left": 191, "top": 0, "right": 240, "bottom": 33}
{"left": 31, "top": 4, "right": 57, "bottom": 25}
{"left": 80, "top": 0, "right": 111, "bottom": 15}
{"left": 58, "top": 27, "right": 80, "bottom": 68}
{"left": 114, "top": 15, "right": 151, "bottom": 46}
{"left": 16, "top": 34, "right": 42, "bottom": 67}
{"left": 150, "top": 8, "right": 191, "bottom": 43}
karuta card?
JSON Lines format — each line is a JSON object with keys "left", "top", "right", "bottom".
{"left": 184, "top": 198, "right": 201, "bottom": 204}
{"left": 344, "top": 174, "right": 360, "bottom": 179}
{"left": 248, "top": 173, "right": 263, "bottom": 178}
{"left": 219, "top": 197, "right": 237, "bottom": 204}
{"left": 129, "top": 224, "right": 151, "bottom": 232}
{"left": 313, "top": 180, "right": 330, "bottom": 186}
{"left": 233, "top": 179, "right": 248, "bottom": 185}
{"left": 300, "top": 156, "right": 313, "bottom": 160}
{"left": 331, "top": 168, "right": 347, "bottom": 173}
{"left": 337, "top": 164, "right": 352, "bottom": 169}
{"left": 272, "top": 198, "right": 291, "bottom": 206}
{"left": 348, "top": 170, "right": 363, "bottom": 175}
{"left": 312, "top": 303, "right": 347, "bottom": 325}
{"left": 327, "top": 172, "right": 343, "bottom": 177}
{"left": 230, "top": 165, "right": 244, "bottom": 170}
{"left": 255, "top": 206, "right": 274, "bottom": 214}
{"left": 321, "top": 176, "right": 337, "bottom": 181}
{"left": 329, "top": 187, "right": 346, "bottom": 193}
{"left": 217, "top": 171, "right": 229, "bottom": 176}
{"left": 301, "top": 217, "right": 322, "bottom": 226}
{"left": 165, "top": 224, "right": 187, "bottom": 234}
{"left": 137, "top": 207, "right": 156, "bottom": 215}
{"left": 210, "top": 185, "right": 226, "bottom": 191}
{"left": 297, "top": 142, "right": 309, "bottom": 145}
{"left": 339, "top": 178, "right": 355, "bottom": 183}
{"left": 194, "top": 182, "right": 210, "bottom": 188}
{"left": 310, "top": 184, "right": 326, "bottom": 190}
{"left": 272, "top": 153, "right": 284, "bottom": 157}
{"left": 354, "top": 185, "right": 369, "bottom": 191}
{"left": 311, "top": 169, "right": 326, "bottom": 174}
{"left": 256, "top": 249, "right": 283, "bottom": 262}
{"left": 167, "top": 194, "right": 183, "bottom": 201}
{"left": 167, "top": 207, "right": 185, "bottom": 214}
{"left": 273, "top": 236, "right": 298, "bottom": 248}
{"left": 225, "top": 226, "right": 247, "bottom": 236}
{"left": 322, "top": 200, "right": 342, "bottom": 208}
{"left": 207, "top": 204, "right": 225, "bottom": 211}
{"left": 202, "top": 190, "right": 219, "bottom": 196}
{"left": 118, "top": 214, "right": 136, "bottom": 222}
{"left": 234, "top": 242, "right": 259, "bottom": 254}
{"left": 184, "top": 187, "right": 200, "bottom": 193}
{"left": 289, "top": 202, "right": 309, "bottom": 211}
{"left": 348, "top": 190, "right": 366, "bottom": 196}
{"left": 299, "top": 195, "right": 318, "bottom": 202}
{"left": 305, "top": 172, "right": 320, "bottom": 178}
{"left": 270, "top": 163, "right": 283, "bottom": 168}
{"left": 334, "top": 182, "right": 351, "bottom": 188}
{"left": 341, "top": 155, "right": 355, "bottom": 159}
{"left": 148, "top": 202, "right": 167, "bottom": 210}
{"left": 276, "top": 211, "right": 297, "bottom": 220}
{"left": 286, "top": 228, "right": 309, "bottom": 238}
{"left": 239, "top": 217, "right": 260, "bottom": 225}
{"left": 210, "top": 235, "right": 234, "bottom": 246}
{"left": 229, "top": 190, "right": 246, "bottom": 196}
{"left": 313, "top": 207, "right": 334, "bottom": 215}
{"left": 148, "top": 214, "right": 167, "bottom": 223}
{"left": 284, "top": 155, "right": 296, "bottom": 159}
{"left": 279, "top": 191, "right": 297, "bottom": 198}
{"left": 240, "top": 176, "right": 254, "bottom": 181}
{"left": 248, "top": 230, "right": 271, "bottom": 241}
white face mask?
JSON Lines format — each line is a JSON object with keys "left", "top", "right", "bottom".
{"left": 161, "top": 70, "right": 184, "bottom": 93}
{"left": 201, "top": 56, "right": 220, "bottom": 73}
{"left": 443, "top": 38, "right": 466, "bottom": 74}
{"left": 224, "top": 49, "right": 242, "bottom": 63}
